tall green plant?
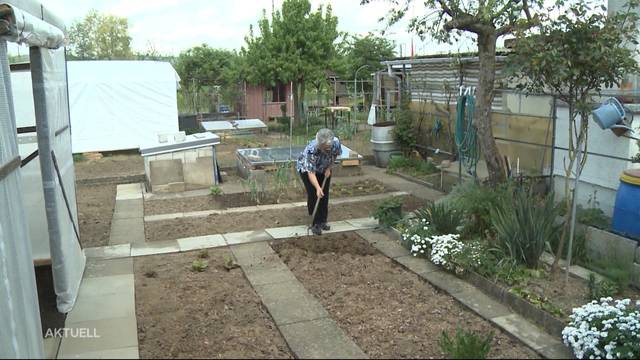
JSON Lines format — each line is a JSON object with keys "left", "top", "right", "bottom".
{"left": 491, "top": 189, "right": 560, "bottom": 268}
{"left": 446, "top": 181, "right": 510, "bottom": 238}
{"left": 393, "top": 96, "right": 416, "bottom": 156}
{"left": 439, "top": 328, "right": 493, "bottom": 359}
{"left": 416, "top": 202, "right": 462, "bottom": 235}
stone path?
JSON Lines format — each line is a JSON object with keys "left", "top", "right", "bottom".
{"left": 144, "top": 191, "right": 409, "bottom": 222}
{"left": 355, "top": 229, "right": 573, "bottom": 359}
{"left": 57, "top": 257, "right": 138, "bottom": 359}
{"left": 109, "top": 184, "right": 144, "bottom": 246}
{"left": 230, "top": 241, "right": 367, "bottom": 359}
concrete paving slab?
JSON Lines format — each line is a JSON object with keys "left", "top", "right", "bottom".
{"left": 242, "top": 261, "right": 299, "bottom": 286}
{"left": 266, "top": 225, "right": 309, "bottom": 239}
{"left": 394, "top": 255, "right": 440, "bottom": 275}
{"left": 177, "top": 234, "right": 226, "bottom": 252}
{"left": 110, "top": 218, "right": 145, "bottom": 245}
{"left": 113, "top": 200, "right": 143, "bottom": 220}
{"left": 224, "top": 230, "right": 273, "bottom": 245}
{"left": 66, "top": 292, "right": 135, "bottom": 324}
{"left": 453, "top": 287, "right": 512, "bottom": 319}
{"left": 492, "top": 314, "right": 560, "bottom": 352}
{"left": 538, "top": 342, "right": 574, "bottom": 359}
{"left": 43, "top": 336, "right": 60, "bottom": 359}
{"left": 84, "top": 244, "right": 131, "bottom": 260}
{"left": 77, "top": 274, "right": 134, "bottom": 299}
{"left": 347, "top": 217, "right": 379, "bottom": 229}
{"left": 358, "top": 229, "right": 409, "bottom": 258}
{"left": 58, "top": 316, "right": 138, "bottom": 357}
{"left": 332, "top": 191, "right": 408, "bottom": 205}
{"left": 279, "top": 318, "right": 367, "bottom": 359}
{"left": 144, "top": 213, "right": 184, "bottom": 222}
{"left": 59, "top": 346, "right": 139, "bottom": 359}
{"left": 187, "top": 209, "right": 220, "bottom": 218}
{"left": 84, "top": 258, "right": 133, "bottom": 279}
{"left": 224, "top": 206, "right": 261, "bottom": 213}
{"left": 131, "top": 240, "right": 180, "bottom": 257}
{"left": 323, "top": 221, "right": 358, "bottom": 234}
{"left": 229, "top": 242, "right": 278, "bottom": 267}
{"left": 116, "top": 183, "right": 142, "bottom": 200}
{"left": 254, "top": 281, "right": 328, "bottom": 325}
{"left": 421, "top": 269, "right": 474, "bottom": 294}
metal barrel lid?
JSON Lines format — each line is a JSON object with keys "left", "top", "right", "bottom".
{"left": 621, "top": 169, "right": 640, "bottom": 185}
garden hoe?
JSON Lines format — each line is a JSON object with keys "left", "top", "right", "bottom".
{"left": 307, "top": 176, "right": 328, "bottom": 237}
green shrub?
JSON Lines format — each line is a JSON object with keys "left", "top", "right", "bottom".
{"left": 335, "top": 122, "right": 356, "bottom": 140}
{"left": 491, "top": 189, "right": 560, "bottom": 268}
{"left": 416, "top": 202, "right": 462, "bottom": 235}
{"left": 392, "top": 97, "right": 416, "bottom": 156}
{"left": 373, "top": 197, "right": 403, "bottom": 227}
{"left": 576, "top": 207, "right": 610, "bottom": 230}
{"left": 445, "top": 181, "right": 510, "bottom": 238}
{"left": 439, "top": 328, "right": 493, "bottom": 359}
{"left": 550, "top": 228, "right": 588, "bottom": 264}
{"left": 387, "top": 156, "right": 439, "bottom": 177}
{"left": 588, "top": 273, "right": 619, "bottom": 300}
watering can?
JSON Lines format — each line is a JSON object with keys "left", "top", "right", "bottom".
{"left": 592, "top": 97, "right": 633, "bottom": 133}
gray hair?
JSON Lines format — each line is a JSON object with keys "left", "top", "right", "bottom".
{"left": 316, "top": 128, "right": 334, "bottom": 147}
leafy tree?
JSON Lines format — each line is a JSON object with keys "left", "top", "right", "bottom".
{"left": 243, "top": 0, "right": 338, "bottom": 125}
{"left": 342, "top": 33, "right": 396, "bottom": 80}
{"left": 365, "top": 0, "right": 545, "bottom": 186}
{"left": 174, "top": 44, "right": 244, "bottom": 113}
{"left": 508, "top": 0, "right": 640, "bottom": 274}
{"left": 67, "top": 10, "right": 133, "bottom": 60}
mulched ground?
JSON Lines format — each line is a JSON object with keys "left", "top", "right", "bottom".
{"left": 145, "top": 196, "right": 426, "bottom": 242}
{"left": 76, "top": 183, "right": 116, "bottom": 248}
{"left": 134, "top": 249, "right": 293, "bottom": 358}
{"left": 144, "top": 179, "right": 391, "bottom": 215}
{"left": 271, "top": 232, "right": 539, "bottom": 359}
{"left": 75, "top": 153, "right": 144, "bottom": 180}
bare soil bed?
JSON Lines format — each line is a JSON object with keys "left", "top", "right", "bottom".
{"left": 144, "top": 179, "right": 391, "bottom": 215}
{"left": 134, "top": 249, "right": 292, "bottom": 358}
{"left": 75, "top": 152, "right": 144, "bottom": 180}
{"left": 145, "top": 196, "right": 426, "bottom": 242}
{"left": 76, "top": 184, "right": 116, "bottom": 248}
{"left": 271, "top": 232, "right": 538, "bottom": 359}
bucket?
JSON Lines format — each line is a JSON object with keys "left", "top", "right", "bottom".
{"left": 592, "top": 97, "right": 625, "bottom": 130}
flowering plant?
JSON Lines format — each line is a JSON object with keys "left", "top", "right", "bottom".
{"left": 562, "top": 298, "right": 640, "bottom": 359}
{"left": 424, "top": 234, "right": 464, "bottom": 272}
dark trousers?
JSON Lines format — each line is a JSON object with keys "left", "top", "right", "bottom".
{"left": 299, "top": 171, "right": 331, "bottom": 226}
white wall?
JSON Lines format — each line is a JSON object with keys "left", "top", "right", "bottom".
{"left": 553, "top": 105, "right": 638, "bottom": 215}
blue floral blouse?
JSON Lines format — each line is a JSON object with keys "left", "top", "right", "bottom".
{"left": 296, "top": 137, "right": 342, "bottom": 174}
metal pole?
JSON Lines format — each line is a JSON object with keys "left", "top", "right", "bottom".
{"left": 212, "top": 145, "right": 219, "bottom": 185}
{"left": 550, "top": 96, "right": 557, "bottom": 185}
{"left": 354, "top": 65, "right": 369, "bottom": 128}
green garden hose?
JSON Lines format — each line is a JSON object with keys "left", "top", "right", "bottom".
{"left": 455, "top": 95, "right": 480, "bottom": 176}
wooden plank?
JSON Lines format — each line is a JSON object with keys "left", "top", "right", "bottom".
{"left": 341, "top": 159, "right": 360, "bottom": 167}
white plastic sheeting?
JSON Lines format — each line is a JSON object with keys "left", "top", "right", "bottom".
{"left": 31, "top": 46, "right": 85, "bottom": 313}
{"left": 0, "top": 40, "right": 44, "bottom": 358}
{"left": 0, "top": 3, "right": 65, "bottom": 48}
{"left": 68, "top": 60, "right": 180, "bottom": 153}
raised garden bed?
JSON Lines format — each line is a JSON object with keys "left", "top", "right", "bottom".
{"left": 76, "top": 183, "right": 117, "bottom": 248}
{"left": 144, "top": 179, "right": 392, "bottom": 216}
{"left": 271, "top": 232, "right": 538, "bottom": 358}
{"left": 134, "top": 249, "right": 293, "bottom": 358}
{"left": 145, "top": 196, "right": 426, "bottom": 242}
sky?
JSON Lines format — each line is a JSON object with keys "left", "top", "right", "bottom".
{"left": 10, "top": 0, "right": 481, "bottom": 57}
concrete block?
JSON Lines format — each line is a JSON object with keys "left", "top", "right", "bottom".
{"left": 77, "top": 274, "right": 134, "bottom": 299}
{"left": 242, "top": 260, "right": 299, "bottom": 286}
{"left": 347, "top": 217, "right": 379, "bottom": 229}
{"left": 224, "top": 230, "right": 272, "bottom": 245}
{"left": 131, "top": 240, "right": 180, "bottom": 257}
{"left": 83, "top": 244, "right": 131, "bottom": 260}
{"left": 112, "top": 200, "right": 143, "bottom": 220}
{"left": 323, "top": 221, "right": 357, "bottom": 234}
{"left": 453, "top": 287, "right": 512, "bottom": 319}
{"left": 394, "top": 255, "right": 440, "bottom": 276}
{"left": 59, "top": 346, "right": 138, "bottom": 359}
{"left": 58, "top": 317, "right": 138, "bottom": 357}
{"left": 66, "top": 292, "right": 135, "bottom": 324}
{"left": 177, "top": 234, "right": 226, "bottom": 252}
{"left": 586, "top": 226, "right": 637, "bottom": 264}
{"left": 492, "top": 314, "right": 561, "bottom": 352}
{"left": 421, "top": 269, "right": 474, "bottom": 294}
{"left": 266, "top": 225, "right": 309, "bottom": 239}
{"left": 149, "top": 159, "right": 183, "bottom": 187}
{"left": 229, "top": 242, "right": 277, "bottom": 267}
{"left": 84, "top": 258, "right": 133, "bottom": 279}
{"left": 636, "top": 247, "right": 640, "bottom": 263}
{"left": 357, "top": 229, "right": 409, "bottom": 258}
{"left": 115, "top": 183, "right": 142, "bottom": 200}
{"left": 279, "top": 318, "right": 367, "bottom": 359}
{"left": 109, "top": 217, "right": 145, "bottom": 245}
{"left": 253, "top": 281, "right": 328, "bottom": 325}
{"left": 633, "top": 263, "right": 640, "bottom": 288}
{"left": 144, "top": 213, "right": 184, "bottom": 222}
{"left": 183, "top": 156, "right": 214, "bottom": 186}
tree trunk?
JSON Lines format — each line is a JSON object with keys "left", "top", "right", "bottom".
{"left": 475, "top": 31, "right": 506, "bottom": 186}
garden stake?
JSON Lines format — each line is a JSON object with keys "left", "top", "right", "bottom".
{"left": 308, "top": 176, "right": 328, "bottom": 236}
